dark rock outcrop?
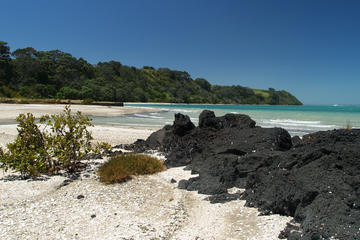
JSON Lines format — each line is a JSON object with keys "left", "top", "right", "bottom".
{"left": 198, "top": 109, "right": 256, "bottom": 129}
{"left": 173, "top": 113, "right": 195, "bottom": 136}
{"left": 243, "top": 129, "right": 360, "bottom": 240}
{"left": 126, "top": 110, "right": 360, "bottom": 240}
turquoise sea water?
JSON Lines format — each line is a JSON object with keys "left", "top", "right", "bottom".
{"left": 92, "top": 104, "right": 360, "bottom": 137}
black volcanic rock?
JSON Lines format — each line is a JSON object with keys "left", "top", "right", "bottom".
{"left": 126, "top": 110, "right": 360, "bottom": 239}
{"left": 198, "top": 110, "right": 217, "bottom": 128}
{"left": 127, "top": 110, "right": 292, "bottom": 194}
{"left": 173, "top": 113, "right": 195, "bottom": 136}
{"left": 243, "top": 129, "right": 360, "bottom": 240}
{"left": 199, "top": 110, "right": 256, "bottom": 129}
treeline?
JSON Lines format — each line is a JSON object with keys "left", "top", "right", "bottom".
{"left": 0, "top": 41, "right": 302, "bottom": 105}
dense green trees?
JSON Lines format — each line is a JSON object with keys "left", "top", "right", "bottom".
{"left": 0, "top": 41, "right": 302, "bottom": 105}
{"left": 0, "top": 41, "right": 12, "bottom": 87}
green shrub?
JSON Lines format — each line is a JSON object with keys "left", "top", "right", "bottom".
{"left": 97, "top": 154, "right": 166, "bottom": 184}
{"left": 0, "top": 113, "right": 49, "bottom": 176}
{"left": 39, "top": 105, "right": 96, "bottom": 172}
{"left": 0, "top": 113, "right": 51, "bottom": 176}
{"left": 0, "top": 105, "right": 108, "bottom": 177}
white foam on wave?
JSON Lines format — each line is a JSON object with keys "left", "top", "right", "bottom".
{"left": 267, "top": 119, "right": 321, "bottom": 124}
{"left": 261, "top": 119, "right": 336, "bottom": 129}
{"left": 160, "top": 108, "right": 198, "bottom": 113}
{"left": 132, "top": 114, "right": 164, "bottom": 119}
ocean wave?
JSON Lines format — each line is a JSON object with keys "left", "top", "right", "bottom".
{"left": 261, "top": 119, "right": 336, "bottom": 128}
{"left": 159, "top": 108, "right": 198, "bottom": 113}
{"left": 266, "top": 119, "right": 321, "bottom": 124}
{"left": 132, "top": 114, "right": 164, "bottom": 119}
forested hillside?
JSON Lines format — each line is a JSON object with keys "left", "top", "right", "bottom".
{"left": 0, "top": 41, "right": 302, "bottom": 105}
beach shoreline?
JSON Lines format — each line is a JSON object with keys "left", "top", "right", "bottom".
{"left": 0, "top": 103, "right": 163, "bottom": 147}
{"left": 0, "top": 103, "right": 292, "bottom": 239}
{"left": 0, "top": 103, "right": 164, "bottom": 123}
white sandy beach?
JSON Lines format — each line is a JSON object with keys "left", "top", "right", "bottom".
{"left": 0, "top": 104, "right": 292, "bottom": 239}
{"left": 0, "top": 103, "right": 161, "bottom": 148}
{"left": 0, "top": 103, "right": 163, "bottom": 122}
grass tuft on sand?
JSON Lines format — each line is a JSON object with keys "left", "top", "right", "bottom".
{"left": 97, "top": 154, "right": 166, "bottom": 184}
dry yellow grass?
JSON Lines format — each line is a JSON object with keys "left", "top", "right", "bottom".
{"left": 97, "top": 154, "right": 166, "bottom": 184}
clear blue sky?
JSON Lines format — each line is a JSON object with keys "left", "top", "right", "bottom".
{"left": 2, "top": 0, "right": 360, "bottom": 104}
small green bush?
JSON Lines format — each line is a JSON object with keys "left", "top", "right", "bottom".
{"left": 0, "top": 113, "right": 51, "bottom": 176}
{"left": 0, "top": 105, "right": 108, "bottom": 177}
{"left": 97, "top": 154, "right": 166, "bottom": 184}
{"left": 39, "top": 105, "right": 97, "bottom": 172}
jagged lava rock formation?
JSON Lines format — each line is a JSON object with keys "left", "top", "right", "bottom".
{"left": 126, "top": 110, "right": 360, "bottom": 240}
